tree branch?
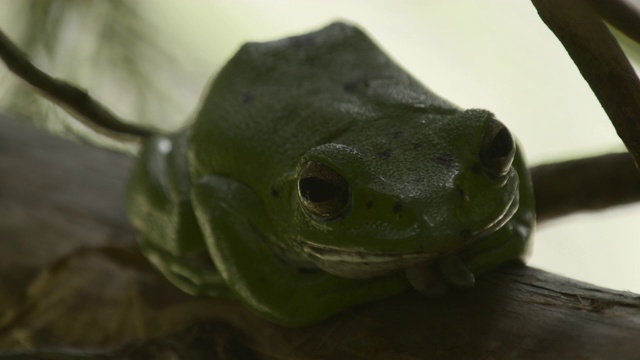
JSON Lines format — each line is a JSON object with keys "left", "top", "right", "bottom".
{"left": 531, "top": 0, "right": 640, "bottom": 168}
{"left": 0, "top": 28, "right": 153, "bottom": 142}
{"left": 586, "top": 0, "right": 640, "bottom": 45}
{"left": 531, "top": 152, "right": 640, "bottom": 222}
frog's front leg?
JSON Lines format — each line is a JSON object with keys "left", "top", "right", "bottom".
{"left": 128, "top": 132, "right": 230, "bottom": 298}
{"left": 407, "top": 203, "right": 531, "bottom": 297}
{"left": 192, "top": 175, "right": 409, "bottom": 327}
{"left": 407, "top": 147, "right": 535, "bottom": 296}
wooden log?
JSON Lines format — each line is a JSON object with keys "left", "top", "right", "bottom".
{"left": 0, "top": 113, "right": 638, "bottom": 359}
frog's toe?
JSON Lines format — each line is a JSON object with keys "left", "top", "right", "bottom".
{"left": 405, "top": 262, "right": 450, "bottom": 297}
{"left": 405, "top": 255, "right": 476, "bottom": 296}
{"left": 438, "top": 255, "right": 475, "bottom": 288}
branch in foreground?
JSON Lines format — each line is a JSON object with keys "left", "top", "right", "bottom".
{"left": 531, "top": 152, "right": 640, "bottom": 222}
{"left": 531, "top": 0, "right": 640, "bottom": 168}
{"left": 2, "top": 256, "right": 639, "bottom": 359}
{"left": 0, "top": 28, "right": 153, "bottom": 141}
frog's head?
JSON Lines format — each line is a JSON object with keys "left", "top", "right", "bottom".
{"left": 289, "top": 108, "right": 519, "bottom": 278}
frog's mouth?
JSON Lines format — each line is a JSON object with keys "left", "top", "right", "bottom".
{"left": 295, "top": 190, "right": 519, "bottom": 279}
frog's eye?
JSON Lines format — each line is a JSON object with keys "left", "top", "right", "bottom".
{"left": 480, "top": 118, "right": 515, "bottom": 177}
{"left": 298, "top": 161, "right": 350, "bottom": 220}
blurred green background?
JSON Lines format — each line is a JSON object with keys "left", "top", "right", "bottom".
{"left": 0, "top": 0, "right": 638, "bottom": 293}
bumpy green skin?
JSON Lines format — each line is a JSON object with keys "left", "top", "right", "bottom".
{"left": 128, "top": 23, "right": 535, "bottom": 327}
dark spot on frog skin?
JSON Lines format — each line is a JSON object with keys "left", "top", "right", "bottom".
{"left": 471, "top": 163, "right": 483, "bottom": 175}
{"left": 412, "top": 177, "right": 425, "bottom": 184}
{"left": 455, "top": 186, "right": 466, "bottom": 198}
{"left": 271, "top": 187, "right": 279, "bottom": 198}
{"left": 343, "top": 73, "right": 370, "bottom": 93}
{"left": 411, "top": 143, "right": 422, "bottom": 150}
{"left": 393, "top": 201, "right": 403, "bottom": 215}
{"left": 376, "top": 150, "right": 391, "bottom": 160}
{"left": 366, "top": 201, "right": 374, "bottom": 209}
{"left": 242, "top": 91, "right": 255, "bottom": 104}
{"left": 432, "top": 154, "right": 455, "bottom": 168}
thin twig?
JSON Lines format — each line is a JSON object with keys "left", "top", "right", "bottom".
{"left": 0, "top": 28, "right": 154, "bottom": 141}
{"left": 531, "top": 0, "right": 640, "bottom": 168}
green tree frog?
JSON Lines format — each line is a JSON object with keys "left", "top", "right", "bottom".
{"left": 127, "top": 22, "right": 535, "bottom": 327}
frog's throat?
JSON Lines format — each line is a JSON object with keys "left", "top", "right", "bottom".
{"left": 294, "top": 190, "right": 519, "bottom": 268}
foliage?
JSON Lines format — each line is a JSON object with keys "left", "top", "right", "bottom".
{"left": 0, "top": 0, "right": 196, "bottom": 149}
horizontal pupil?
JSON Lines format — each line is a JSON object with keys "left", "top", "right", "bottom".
{"left": 300, "top": 177, "right": 337, "bottom": 202}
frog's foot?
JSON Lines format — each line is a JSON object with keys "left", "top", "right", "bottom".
{"left": 461, "top": 219, "right": 532, "bottom": 276}
{"left": 406, "top": 263, "right": 448, "bottom": 296}
{"left": 438, "top": 255, "right": 475, "bottom": 287}
{"left": 405, "top": 255, "right": 474, "bottom": 297}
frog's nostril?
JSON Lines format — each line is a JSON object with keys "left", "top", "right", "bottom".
{"left": 480, "top": 118, "right": 515, "bottom": 177}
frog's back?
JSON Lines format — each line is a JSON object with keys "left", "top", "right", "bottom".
{"left": 189, "top": 22, "right": 456, "bottom": 196}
